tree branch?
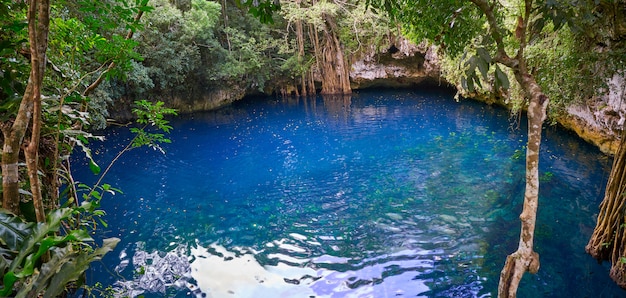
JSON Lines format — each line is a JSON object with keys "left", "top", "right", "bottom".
{"left": 469, "top": 0, "right": 518, "bottom": 69}
{"left": 82, "top": 10, "right": 145, "bottom": 97}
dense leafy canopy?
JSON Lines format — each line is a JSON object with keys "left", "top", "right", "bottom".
{"left": 3, "top": 0, "right": 626, "bottom": 296}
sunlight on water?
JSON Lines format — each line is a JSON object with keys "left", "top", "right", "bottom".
{"left": 80, "top": 89, "right": 622, "bottom": 297}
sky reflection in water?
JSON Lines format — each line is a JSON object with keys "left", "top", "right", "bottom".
{"left": 81, "top": 89, "right": 622, "bottom": 297}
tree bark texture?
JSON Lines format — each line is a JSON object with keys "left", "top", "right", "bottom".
{"left": 498, "top": 75, "right": 547, "bottom": 297}
{"left": 1, "top": 0, "right": 50, "bottom": 216}
{"left": 586, "top": 128, "right": 626, "bottom": 288}
{"left": 468, "top": 0, "right": 548, "bottom": 295}
{"left": 24, "top": 0, "right": 51, "bottom": 223}
{"left": 1, "top": 82, "right": 32, "bottom": 214}
{"left": 294, "top": 3, "right": 308, "bottom": 96}
{"left": 319, "top": 15, "right": 351, "bottom": 95}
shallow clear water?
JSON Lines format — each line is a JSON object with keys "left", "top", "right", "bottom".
{"left": 81, "top": 88, "right": 623, "bottom": 297}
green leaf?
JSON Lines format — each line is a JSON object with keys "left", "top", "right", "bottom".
{"left": 467, "top": 76, "right": 475, "bottom": 92}
{"left": 0, "top": 211, "right": 33, "bottom": 295}
{"left": 1, "top": 209, "right": 73, "bottom": 295}
{"left": 495, "top": 64, "right": 510, "bottom": 90}
{"left": 0, "top": 210, "right": 34, "bottom": 250}
{"left": 18, "top": 227, "right": 90, "bottom": 280}
{"left": 89, "top": 159, "right": 101, "bottom": 175}
{"left": 0, "top": 272, "right": 17, "bottom": 296}
{"left": 476, "top": 56, "right": 489, "bottom": 81}
{"left": 476, "top": 47, "right": 492, "bottom": 64}
{"left": 43, "top": 238, "right": 119, "bottom": 298}
{"left": 464, "top": 55, "right": 477, "bottom": 75}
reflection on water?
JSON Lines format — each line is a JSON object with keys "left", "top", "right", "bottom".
{"left": 81, "top": 89, "right": 622, "bottom": 297}
{"left": 114, "top": 241, "right": 436, "bottom": 298}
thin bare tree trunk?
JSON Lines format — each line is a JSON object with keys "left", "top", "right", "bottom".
{"left": 498, "top": 77, "right": 547, "bottom": 297}
{"left": 308, "top": 24, "right": 319, "bottom": 95}
{"left": 24, "top": 0, "right": 50, "bottom": 223}
{"left": 463, "top": 0, "right": 547, "bottom": 296}
{"left": 295, "top": 17, "right": 307, "bottom": 96}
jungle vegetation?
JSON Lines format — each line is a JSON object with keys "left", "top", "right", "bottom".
{"left": 1, "top": 0, "right": 626, "bottom": 297}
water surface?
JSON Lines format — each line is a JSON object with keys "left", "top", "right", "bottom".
{"left": 82, "top": 88, "right": 622, "bottom": 297}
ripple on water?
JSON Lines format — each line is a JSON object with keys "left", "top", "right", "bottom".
{"left": 81, "top": 89, "right": 622, "bottom": 297}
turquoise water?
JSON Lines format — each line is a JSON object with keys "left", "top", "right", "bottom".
{"left": 81, "top": 88, "right": 623, "bottom": 297}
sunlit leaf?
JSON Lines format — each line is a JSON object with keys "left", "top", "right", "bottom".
{"left": 89, "top": 159, "right": 101, "bottom": 175}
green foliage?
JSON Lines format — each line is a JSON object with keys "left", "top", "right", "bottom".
{"left": 367, "top": 0, "right": 485, "bottom": 57}
{"left": 131, "top": 100, "right": 177, "bottom": 152}
{"left": 132, "top": 0, "right": 287, "bottom": 95}
{"left": 0, "top": 212, "right": 33, "bottom": 275}
{"left": 281, "top": 0, "right": 339, "bottom": 28}
{"left": 1, "top": 99, "right": 178, "bottom": 296}
{"left": 134, "top": 0, "right": 211, "bottom": 90}
{"left": 236, "top": 0, "right": 281, "bottom": 24}
{"left": 182, "top": 0, "right": 221, "bottom": 42}
{"left": 0, "top": 0, "right": 28, "bottom": 120}
{"left": 525, "top": 21, "right": 626, "bottom": 121}
{"left": 0, "top": 208, "right": 119, "bottom": 297}
{"left": 73, "top": 0, "right": 152, "bottom": 33}
{"left": 1, "top": 1, "right": 178, "bottom": 297}
{"left": 42, "top": 0, "right": 150, "bottom": 130}
{"left": 336, "top": 2, "right": 391, "bottom": 55}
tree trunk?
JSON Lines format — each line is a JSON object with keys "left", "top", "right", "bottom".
{"left": 24, "top": 0, "right": 50, "bottom": 223}
{"left": 1, "top": 0, "right": 52, "bottom": 215}
{"left": 498, "top": 74, "right": 548, "bottom": 297}
{"left": 295, "top": 18, "right": 308, "bottom": 96}
{"left": 586, "top": 128, "right": 626, "bottom": 288}
{"left": 319, "top": 15, "right": 351, "bottom": 95}
{"left": 308, "top": 23, "right": 319, "bottom": 95}
{"left": 1, "top": 82, "right": 33, "bottom": 214}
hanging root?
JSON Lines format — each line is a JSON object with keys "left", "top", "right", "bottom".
{"left": 610, "top": 257, "right": 626, "bottom": 289}
{"left": 587, "top": 129, "right": 626, "bottom": 288}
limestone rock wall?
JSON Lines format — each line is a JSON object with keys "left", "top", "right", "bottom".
{"left": 560, "top": 74, "right": 625, "bottom": 154}
{"left": 167, "top": 87, "right": 246, "bottom": 114}
{"left": 111, "top": 36, "right": 624, "bottom": 155}
{"left": 349, "top": 39, "right": 443, "bottom": 89}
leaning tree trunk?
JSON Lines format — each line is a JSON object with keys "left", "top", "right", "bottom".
{"left": 465, "top": 0, "right": 548, "bottom": 295}
{"left": 586, "top": 128, "right": 626, "bottom": 288}
{"left": 1, "top": 82, "right": 33, "bottom": 214}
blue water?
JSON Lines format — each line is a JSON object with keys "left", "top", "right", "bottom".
{"left": 79, "top": 88, "right": 623, "bottom": 297}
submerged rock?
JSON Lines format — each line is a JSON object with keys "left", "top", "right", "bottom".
{"left": 439, "top": 214, "right": 458, "bottom": 223}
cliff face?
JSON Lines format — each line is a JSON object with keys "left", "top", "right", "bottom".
{"left": 349, "top": 39, "right": 443, "bottom": 89}
{"left": 348, "top": 38, "right": 623, "bottom": 154}
{"left": 124, "top": 37, "right": 622, "bottom": 155}
{"left": 166, "top": 87, "right": 247, "bottom": 114}
{"left": 559, "top": 74, "right": 624, "bottom": 154}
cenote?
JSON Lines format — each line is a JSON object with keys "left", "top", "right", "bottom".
{"left": 81, "top": 88, "right": 623, "bottom": 297}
